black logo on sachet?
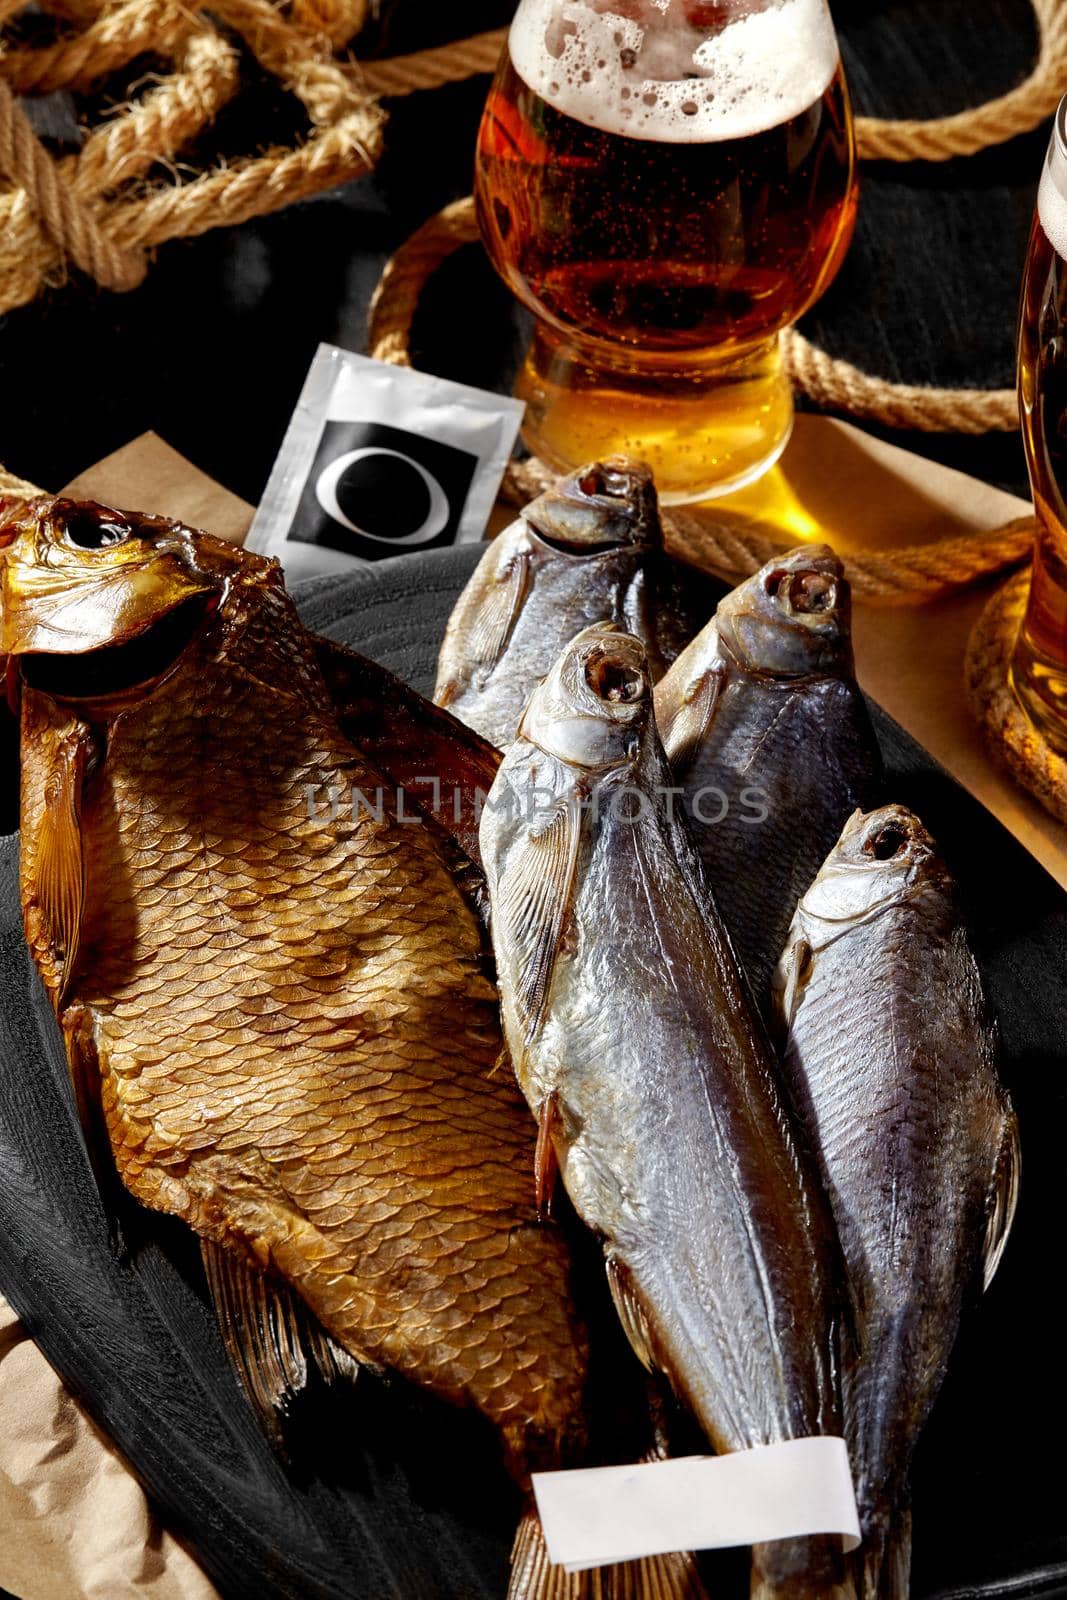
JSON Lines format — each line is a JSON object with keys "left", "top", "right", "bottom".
{"left": 290, "top": 420, "right": 479, "bottom": 562}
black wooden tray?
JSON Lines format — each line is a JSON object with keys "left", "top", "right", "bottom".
{"left": 1, "top": 544, "right": 1065, "bottom": 1600}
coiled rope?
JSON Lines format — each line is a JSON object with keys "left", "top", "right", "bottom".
{"left": 368, "top": 199, "right": 1037, "bottom": 607}
{"left": 1, "top": 0, "right": 1061, "bottom": 589}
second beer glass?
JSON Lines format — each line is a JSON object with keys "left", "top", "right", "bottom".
{"left": 1014, "top": 95, "right": 1067, "bottom": 751}
{"left": 476, "top": 0, "right": 859, "bottom": 503}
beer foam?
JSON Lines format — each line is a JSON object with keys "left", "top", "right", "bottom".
{"left": 1039, "top": 145, "right": 1067, "bottom": 262}
{"left": 509, "top": 0, "right": 839, "bottom": 144}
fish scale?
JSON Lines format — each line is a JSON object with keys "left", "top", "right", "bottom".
{"left": 5, "top": 495, "right": 713, "bottom": 1600}
{"left": 775, "top": 808, "right": 1018, "bottom": 1600}
{"left": 655, "top": 545, "right": 883, "bottom": 1024}
{"left": 483, "top": 625, "right": 856, "bottom": 1600}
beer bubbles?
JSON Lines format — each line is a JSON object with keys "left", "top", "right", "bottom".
{"left": 476, "top": 0, "right": 858, "bottom": 502}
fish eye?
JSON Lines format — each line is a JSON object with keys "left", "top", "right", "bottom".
{"left": 585, "top": 651, "right": 644, "bottom": 705}
{"left": 866, "top": 823, "right": 909, "bottom": 861}
{"left": 63, "top": 510, "right": 132, "bottom": 550}
{"left": 764, "top": 570, "right": 788, "bottom": 598}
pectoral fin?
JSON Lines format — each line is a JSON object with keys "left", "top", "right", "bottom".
{"left": 659, "top": 662, "right": 726, "bottom": 775}
{"left": 21, "top": 694, "right": 91, "bottom": 1006}
{"left": 982, "top": 1110, "right": 1021, "bottom": 1292}
{"left": 497, "top": 798, "right": 581, "bottom": 1046}
{"left": 605, "top": 1255, "right": 656, "bottom": 1375}
{"left": 534, "top": 1091, "right": 561, "bottom": 1221}
{"left": 465, "top": 550, "right": 532, "bottom": 681}
{"left": 201, "top": 1240, "right": 362, "bottom": 1454}
{"left": 776, "top": 938, "right": 814, "bottom": 1032}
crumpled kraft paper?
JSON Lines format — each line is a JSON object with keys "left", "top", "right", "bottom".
{"left": 0, "top": 1298, "right": 218, "bottom": 1600}
{"left": 0, "top": 419, "right": 1062, "bottom": 1600}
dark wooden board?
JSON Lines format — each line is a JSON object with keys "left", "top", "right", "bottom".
{"left": 0, "top": 544, "right": 1064, "bottom": 1600}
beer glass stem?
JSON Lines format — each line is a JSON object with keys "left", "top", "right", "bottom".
{"left": 515, "top": 323, "right": 795, "bottom": 506}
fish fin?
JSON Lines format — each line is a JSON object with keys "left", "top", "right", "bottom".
{"left": 466, "top": 550, "right": 532, "bottom": 680}
{"left": 201, "top": 1240, "right": 359, "bottom": 1453}
{"left": 62, "top": 1007, "right": 126, "bottom": 1257}
{"left": 498, "top": 798, "right": 582, "bottom": 1045}
{"left": 859, "top": 1508, "right": 912, "bottom": 1600}
{"left": 982, "top": 1111, "right": 1020, "bottom": 1292}
{"left": 509, "top": 1508, "right": 710, "bottom": 1600}
{"left": 777, "top": 938, "right": 814, "bottom": 1031}
{"left": 660, "top": 662, "right": 726, "bottom": 774}
{"left": 605, "top": 1255, "right": 656, "bottom": 1375}
{"left": 313, "top": 633, "right": 500, "bottom": 868}
{"left": 25, "top": 704, "right": 91, "bottom": 1006}
{"left": 534, "top": 1091, "right": 561, "bottom": 1221}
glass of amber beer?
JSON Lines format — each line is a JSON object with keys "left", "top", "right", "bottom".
{"left": 475, "top": 0, "right": 858, "bottom": 502}
{"left": 1014, "top": 95, "right": 1067, "bottom": 751}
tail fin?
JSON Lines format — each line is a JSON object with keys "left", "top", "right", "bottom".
{"left": 751, "top": 1583, "right": 856, "bottom": 1600}
{"left": 861, "top": 1510, "right": 912, "bottom": 1600}
{"left": 509, "top": 1510, "right": 710, "bottom": 1600}
{"left": 751, "top": 1533, "right": 858, "bottom": 1600}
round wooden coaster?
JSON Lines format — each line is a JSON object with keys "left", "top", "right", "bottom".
{"left": 965, "top": 568, "right": 1067, "bottom": 826}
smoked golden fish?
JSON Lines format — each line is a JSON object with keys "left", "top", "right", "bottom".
{"left": 1, "top": 497, "right": 702, "bottom": 1600}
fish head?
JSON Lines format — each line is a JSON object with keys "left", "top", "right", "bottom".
{"left": 523, "top": 459, "right": 660, "bottom": 554}
{"left": 714, "top": 544, "right": 852, "bottom": 679}
{"left": 800, "top": 805, "right": 947, "bottom": 931}
{"left": 518, "top": 624, "right": 651, "bottom": 774}
{"left": 775, "top": 805, "right": 949, "bottom": 1026}
{"left": 0, "top": 497, "right": 256, "bottom": 706}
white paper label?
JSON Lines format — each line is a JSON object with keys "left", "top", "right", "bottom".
{"left": 532, "top": 1437, "right": 861, "bottom": 1573}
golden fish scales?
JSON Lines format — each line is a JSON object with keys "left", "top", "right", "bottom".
{"left": 12, "top": 513, "right": 585, "bottom": 1466}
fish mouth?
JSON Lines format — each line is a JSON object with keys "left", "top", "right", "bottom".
{"left": 524, "top": 459, "right": 659, "bottom": 555}
{"left": 582, "top": 637, "right": 647, "bottom": 707}
{"left": 762, "top": 563, "right": 840, "bottom": 618}
{"left": 19, "top": 592, "right": 217, "bottom": 702}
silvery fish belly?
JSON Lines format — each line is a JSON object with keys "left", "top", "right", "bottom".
{"left": 774, "top": 807, "right": 1019, "bottom": 1600}
{"left": 655, "top": 545, "right": 883, "bottom": 1020}
{"left": 435, "top": 460, "right": 717, "bottom": 749}
{"left": 481, "top": 624, "right": 856, "bottom": 1600}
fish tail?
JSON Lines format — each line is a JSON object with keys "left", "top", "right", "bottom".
{"left": 861, "top": 1509, "right": 913, "bottom": 1600}
{"left": 751, "top": 1534, "right": 858, "bottom": 1600}
{"left": 607, "top": 1550, "right": 710, "bottom": 1599}
{"left": 509, "top": 1511, "right": 710, "bottom": 1600}
{"left": 750, "top": 1581, "right": 857, "bottom": 1600}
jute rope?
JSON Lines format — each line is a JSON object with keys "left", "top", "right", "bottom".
{"left": 369, "top": 194, "right": 1021, "bottom": 436}
{"left": 966, "top": 570, "right": 1067, "bottom": 823}
{"left": 367, "top": 199, "right": 1036, "bottom": 607}
{"left": 0, "top": 0, "right": 385, "bottom": 317}
{"left": 1, "top": 0, "right": 1063, "bottom": 429}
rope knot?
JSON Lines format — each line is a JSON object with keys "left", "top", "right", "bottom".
{"left": 0, "top": 79, "right": 148, "bottom": 292}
